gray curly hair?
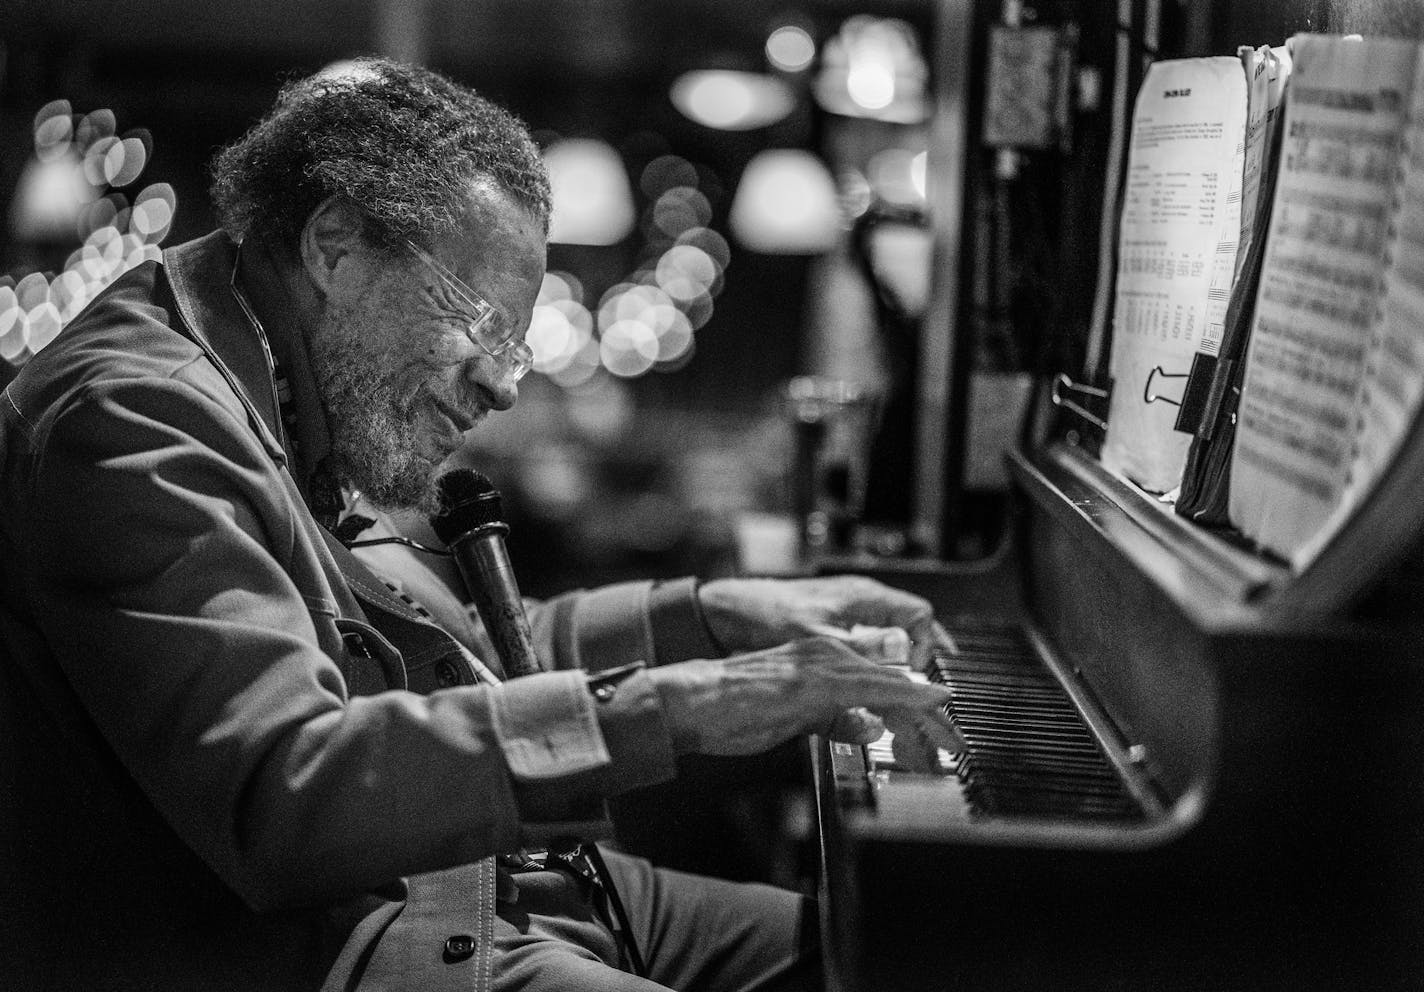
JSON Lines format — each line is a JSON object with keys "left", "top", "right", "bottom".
{"left": 209, "top": 58, "right": 551, "bottom": 253}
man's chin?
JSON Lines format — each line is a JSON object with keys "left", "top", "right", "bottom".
{"left": 332, "top": 447, "right": 445, "bottom": 518}
{"left": 359, "top": 473, "right": 444, "bottom": 518}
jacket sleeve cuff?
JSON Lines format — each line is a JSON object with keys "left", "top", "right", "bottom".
{"left": 555, "top": 576, "right": 723, "bottom": 675}
{"left": 488, "top": 670, "right": 609, "bottom": 780}
{"left": 647, "top": 576, "right": 724, "bottom": 663}
{"left": 565, "top": 580, "right": 655, "bottom": 672}
{"left": 505, "top": 668, "right": 678, "bottom": 831}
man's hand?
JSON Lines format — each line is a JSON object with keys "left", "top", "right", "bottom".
{"left": 698, "top": 575, "right": 939, "bottom": 670}
{"left": 647, "top": 636, "right": 960, "bottom": 772}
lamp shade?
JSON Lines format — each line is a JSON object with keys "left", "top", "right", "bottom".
{"left": 728, "top": 149, "right": 841, "bottom": 254}
{"left": 670, "top": 70, "right": 797, "bottom": 131}
{"left": 9, "top": 152, "right": 96, "bottom": 243}
{"left": 543, "top": 138, "right": 636, "bottom": 246}
{"left": 813, "top": 15, "right": 929, "bottom": 124}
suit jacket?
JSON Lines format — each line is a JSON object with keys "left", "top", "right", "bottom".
{"left": 0, "top": 231, "right": 718, "bottom": 991}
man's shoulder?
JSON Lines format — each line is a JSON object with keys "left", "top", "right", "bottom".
{"left": 3, "top": 249, "right": 237, "bottom": 438}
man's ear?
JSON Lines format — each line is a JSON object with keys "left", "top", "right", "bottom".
{"left": 299, "top": 197, "right": 367, "bottom": 298}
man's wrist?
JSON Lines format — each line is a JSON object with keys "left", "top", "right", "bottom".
{"left": 646, "top": 660, "right": 719, "bottom": 754}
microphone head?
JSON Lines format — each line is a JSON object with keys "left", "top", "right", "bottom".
{"left": 431, "top": 469, "right": 505, "bottom": 545}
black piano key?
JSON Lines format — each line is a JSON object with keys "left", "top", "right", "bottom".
{"left": 954, "top": 712, "right": 1086, "bottom": 728}
{"left": 949, "top": 711, "right": 1097, "bottom": 734}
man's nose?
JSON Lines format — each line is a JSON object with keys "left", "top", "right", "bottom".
{"left": 467, "top": 358, "right": 518, "bottom": 411}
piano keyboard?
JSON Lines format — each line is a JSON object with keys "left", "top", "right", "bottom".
{"left": 864, "top": 623, "right": 1143, "bottom": 822}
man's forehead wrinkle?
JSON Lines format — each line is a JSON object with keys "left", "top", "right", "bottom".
{"left": 445, "top": 188, "right": 547, "bottom": 285}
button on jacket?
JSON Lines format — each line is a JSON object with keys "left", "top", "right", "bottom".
{"left": 0, "top": 231, "right": 721, "bottom": 991}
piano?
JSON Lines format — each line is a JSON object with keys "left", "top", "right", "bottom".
{"left": 803, "top": 437, "right": 1424, "bottom": 992}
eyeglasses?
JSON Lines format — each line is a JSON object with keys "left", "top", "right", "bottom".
{"left": 403, "top": 240, "right": 533, "bottom": 382}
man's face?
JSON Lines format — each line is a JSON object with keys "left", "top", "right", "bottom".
{"left": 308, "top": 185, "right": 546, "bottom": 515}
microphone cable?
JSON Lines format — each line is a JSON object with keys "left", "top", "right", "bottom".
{"left": 584, "top": 842, "right": 648, "bottom": 978}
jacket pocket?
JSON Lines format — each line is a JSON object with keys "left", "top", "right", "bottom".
{"left": 310, "top": 609, "right": 409, "bottom": 696}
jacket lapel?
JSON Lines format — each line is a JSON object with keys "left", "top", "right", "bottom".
{"left": 161, "top": 232, "right": 287, "bottom": 465}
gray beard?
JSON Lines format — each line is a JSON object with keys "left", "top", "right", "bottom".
{"left": 306, "top": 324, "right": 443, "bottom": 516}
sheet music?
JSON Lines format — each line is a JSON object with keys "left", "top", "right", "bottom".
{"left": 1229, "top": 35, "right": 1421, "bottom": 565}
{"left": 1236, "top": 45, "right": 1292, "bottom": 280}
{"left": 1101, "top": 57, "right": 1248, "bottom": 492}
{"left": 1295, "top": 47, "right": 1424, "bottom": 566}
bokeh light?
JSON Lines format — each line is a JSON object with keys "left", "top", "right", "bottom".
{"left": 654, "top": 309, "right": 694, "bottom": 364}
{"left": 4, "top": 102, "right": 177, "bottom": 368}
{"left": 544, "top": 138, "right": 637, "bottom": 246}
{"left": 131, "top": 183, "right": 177, "bottom": 241}
{"left": 8, "top": 153, "right": 98, "bottom": 242}
{"left": 525, "top": 148, "right": 735, "bottom": 386}
{"left": 640, "top": 155, "right": 700, "bottom": 199}
{"left": 656, "top": 244, "right": 719, "bottom": 302}
{"left": 0, "top": 286, "right": 26, "bottom": 362}
{"left": 814, "top": 16, "right": 929, "bottom": 123}
{"left": 680, "top": 288, "right": 716, "bottom": 331}
{"left": 670, "top": 70, "right": 796, "bottom": 131}
{"left": 75, "top": 109, "right": 116, "bottom": 152}
{"left": 767, "top": 25, "right": 817, "bottom": 72}
{"left": 600, "top": 320, "right": 660, "bottom": 378}
{"left": 868, "top": 147, "right": 929, "bottom": 205}
{"left": 911, "top": 151, "right": 928, "bottom": 200}
{"left": 650, "top": 186, "right": 713, "bottom": 238}
{"left": 728, "top": 149, "right": 841, "bottom": 254}
{"left": 847, "top": 61, "right": 895, "bottom": 110}
{"left": 677, "top": 226, "right": 731, "bottom": 268}
{"left": 33, "top": 101, "right": 74, "bottom": 163}
{"left": 532, "top": 266, "right": 601, "bottom": 389}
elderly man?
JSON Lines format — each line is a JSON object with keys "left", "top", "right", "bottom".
{"left": 0, "top": 59, "right": 955, "bottom": 991}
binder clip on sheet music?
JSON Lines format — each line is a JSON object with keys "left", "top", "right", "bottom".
{"left": 1100, "top": 55, "right": 1255, "bottom": 493}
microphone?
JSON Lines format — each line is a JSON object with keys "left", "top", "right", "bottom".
{"left": 430, "top": 469, "right": 542, "bottom": 680}
{"left": 433, "top": 475, "right": 640, "bottom": 973}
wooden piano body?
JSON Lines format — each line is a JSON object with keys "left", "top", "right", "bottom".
{"left": 808, "top": 439, "right": 1424, "bottom": 992}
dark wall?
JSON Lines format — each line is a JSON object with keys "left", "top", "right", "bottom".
{"left": 1212, "top": 0, "right": 1424, "bottom": 49}
{"left": 1210, "top": 0, "right": 1330, "bottom": 51}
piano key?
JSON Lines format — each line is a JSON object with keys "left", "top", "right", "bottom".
{"left": 852, "top": 622, "right": 1142, "bottom": 823}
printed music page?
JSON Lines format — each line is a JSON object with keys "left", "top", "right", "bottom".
{"left": 1101, "top": 57, "right": 1249, "bottom": 493}
{"left": 1229, "top": 35, "right": 1421, "bottom": 565}
{"left": 1292, "top": 44, "right": 1424, "bottom": 567}
{"left": 1236, "top": 45, "right": 1292, "bottom": 281}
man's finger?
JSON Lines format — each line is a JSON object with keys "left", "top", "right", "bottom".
{"left": 828, "top": 706, "right": 886, "bottom": 744}
{"left": 850, "top": 670, "right": 953, "bottom": 711}
{"left": 883, "top": 702, "right": 965, "bottom": 753}
{"left": 803, "top": 623, "right": 910, "bottom": 664}
{"left": 889, "top": 723, "right": 947, "bottom": 774}
{"left": 903, "top": 618, "right": 949, "bottom": 670}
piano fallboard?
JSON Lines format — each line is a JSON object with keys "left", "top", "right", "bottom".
{"left": 804, "top": 443, "right": 1424, "bottom": 992}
